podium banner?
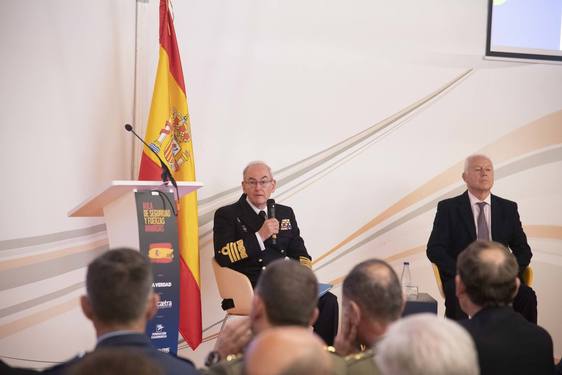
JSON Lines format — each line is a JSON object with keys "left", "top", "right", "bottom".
{"left": 136, "top": 191, "right": 180, "bottom": 354}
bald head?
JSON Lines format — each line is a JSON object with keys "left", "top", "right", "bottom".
{"left": 457, "top": 240, "right": 519, "bottom": 306}
{"left": 245, "top": 327, "right": 331, "bottom": 375}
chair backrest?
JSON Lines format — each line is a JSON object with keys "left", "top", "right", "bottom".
{"left": 431, "top": 263, "right": 445, "bottom": 299}
{"left": 522, "top": 266, "right": 533, "bottom": 287}
{"left": 211, "top": 259, "right": 254, "bottom": 315}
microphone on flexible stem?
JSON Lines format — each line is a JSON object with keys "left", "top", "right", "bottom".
{"left": 124, "top": 124, "right": 179, "bottom": 208}
{"left": 267, "top": 199, "right": 276, "bottom": 245}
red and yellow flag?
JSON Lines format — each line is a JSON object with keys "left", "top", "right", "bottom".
{"left": 138, "top": 0, "right": 201, "bottom": 349}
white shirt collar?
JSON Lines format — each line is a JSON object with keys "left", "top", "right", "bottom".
{"left": 246, "top": 197, "right": 266, "bottom": 215}
{"left": 467, "top": 191, "right": 491, "bottom": 206}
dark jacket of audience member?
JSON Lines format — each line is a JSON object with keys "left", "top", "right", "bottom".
{"left": 456, "top": 241, "right": 554, "bottom": 375}
{"left": 43, "top": 248, "right": 197, "bottom": 375}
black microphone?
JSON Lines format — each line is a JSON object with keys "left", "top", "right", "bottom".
{"left": 267, "top": 199, "right": 276, "bottom": 245}
{"left": 124, "top": 124, "right": 178, "bottom": 190}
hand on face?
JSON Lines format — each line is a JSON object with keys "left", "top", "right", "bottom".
{"left": 334, "top": 300, "right": 360, "bottom": 355}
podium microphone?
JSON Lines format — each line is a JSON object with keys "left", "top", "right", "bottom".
{"left": 267, "top": 199, "right": 276, "bottom": 245}
{"left": 124, "top": 124, "right": 178, "bottom": 190}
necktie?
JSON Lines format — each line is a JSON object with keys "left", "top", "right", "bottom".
{"left": 259, "top": 210, "right": 267, "bottom": 220}
{"left": 476, "top": 202, "right": 490, "bottom": 240}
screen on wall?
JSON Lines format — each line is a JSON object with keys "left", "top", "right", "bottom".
{"left": 486, "top": 0, "right": 562, "bottom": 62}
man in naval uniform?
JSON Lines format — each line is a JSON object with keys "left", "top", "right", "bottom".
{"left": 213, "top": 161, "right": 338, "bottom": 345}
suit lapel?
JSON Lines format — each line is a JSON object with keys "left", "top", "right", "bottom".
{"left": 490, "top": 194, "right": 500, "bottom": 242}
{"left": 459, "top": 191, "right": 477, "bottom": 240}
{"left": 237, "top": 194, "right": 263, "bottom": 233}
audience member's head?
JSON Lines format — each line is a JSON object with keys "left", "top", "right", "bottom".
{"left": 251, "top": 259, "right": 319, "bottom": 333}
{"left": 245, "top": 327, "right": 331, "bottom": 375}
{"left": 376, "top": 314, "right": 479, "bottom": 375}
{"left": 456, "top": 240, "right": 519, "bottom": 316}
{"left": 341, "top": 259, "right": 403, "bottom": 347}
{"left": 67, "top": 348, "right": 163, "bottom": 375}
{"left": 80, "top": 248, "right": 158, "bottom": 335}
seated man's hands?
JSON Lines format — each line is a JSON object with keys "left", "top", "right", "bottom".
{"left": 214, "top": 317, "right": 253, "bottom": 358}
{"left": 258, "top": 218, "right": 279, "bottom": 241}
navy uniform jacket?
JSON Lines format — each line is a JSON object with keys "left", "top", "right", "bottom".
{"left": 427, "top": 191, "right": 532, "bottom": 280}
{"left": 213, "top": 194, "right": 311, "bottom": 286}
{"left": 459, "top": 306, "right": 554, "bottom": 375}
{"left": 43, "top": 333, "right": 197, "bottom": 375}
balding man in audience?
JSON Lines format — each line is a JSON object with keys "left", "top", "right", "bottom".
{"left": 376, "top": 314, "right": 479, "bottom": 375}
{"left": 456, "top": 240, "right": 554, "bottom": 375}
{"left": 43, "top": 249, "right": 198, "bottom": 375}
{"left": 334, "top": 259, "right": 404, "bottom": 374}
{"left": 202, "top": 259, "right": 346, "bottom": 374}
{"left": 245, "top": 327, "right": 332, "bottom": 375}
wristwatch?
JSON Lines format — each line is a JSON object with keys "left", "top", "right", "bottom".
{"left": 204, "top": 350, "right": 221, "bottom": 367}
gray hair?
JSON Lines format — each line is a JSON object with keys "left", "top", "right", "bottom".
{"left": 464, "top": 154, "right": 493, "bottom": 173}
{"left": 376, "top": 314, "right": 479, "bottom": 375}
{"left": 242, "top": 160, "right": 273, "bottom": 180}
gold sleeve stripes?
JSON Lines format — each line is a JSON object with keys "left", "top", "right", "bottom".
{"left": 220, "top": 240, "right": 248, "bottom": 263}
{"left": 299, "top": 256, "right": 312, "bottom": 268}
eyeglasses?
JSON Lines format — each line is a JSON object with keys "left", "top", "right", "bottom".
{"left": 244, "top": 179, "right": 273, "bottom": 188}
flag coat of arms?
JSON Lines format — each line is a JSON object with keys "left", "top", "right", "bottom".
{"left": 139, "top": 0, "right": 201, "bottom": 349}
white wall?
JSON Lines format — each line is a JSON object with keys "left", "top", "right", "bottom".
{"left": 1, "top": 0, "right": 561, "bottom": 369}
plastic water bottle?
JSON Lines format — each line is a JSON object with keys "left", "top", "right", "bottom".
{"left": 400, "top": 261, "right": 417, "bottom": 299}
{"left": 400, "top": 261, "right": 412, "bottom": 289}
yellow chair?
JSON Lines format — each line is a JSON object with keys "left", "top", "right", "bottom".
{"left": 431, "top": 263, "right": 445, "bottom": 299}
{"left": 521, "top": 266, "right": 533, "bottom": 287}
{"left": 431, "top": 263, "right": 533, "bottom": 298}
{"left": 211, "top": 259, "right": 254, "bottom": 331}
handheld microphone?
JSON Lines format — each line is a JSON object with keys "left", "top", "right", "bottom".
{"left": 267, "top": 199, "right": 276, "bottom": 245}
{"left": 124, "top": 124, "right": 178, "bottom": 190}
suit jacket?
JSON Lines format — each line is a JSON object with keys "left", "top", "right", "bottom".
{"left": 459, "top": 306, "right": 554, "bottom": 375}
{"left": 426, "top": 191, "right": 532, "bottom": 280}
{"left": 213, "top": 194, "right": 310, "bottom": 286}
{"left": 43, "top": 333, "right": 197, "bottom": 375}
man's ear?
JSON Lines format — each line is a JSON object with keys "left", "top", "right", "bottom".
{"left": 146, "top": 292, "right": 159, "bottom": 321}
{"left": 80, "top": 295, "right": 94, "bottom": 321}
{"left": 348, "top": 300, "right": 361, "bottom": 327}
{"left": 455, "top": 274, "right": 465, "bottom": 298}
{"left": 308, "top": 307, "right": 319, "bottom": 327}
{"left": 513, "top": 277, "right": 521, "bottom": 299}
{"left": 270, "top": 179, "right": 277, "bottom": 194}
{"left": 250, "top": 295, "right": 264, "bottom": 322}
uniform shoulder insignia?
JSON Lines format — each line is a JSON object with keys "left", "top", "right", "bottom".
{"left": 225, "top": 353, "right": 243, "bottom": 362}
{"left": 345, "top": 349, "right": 374, "bottom": 362}
{"left": 299, "top": 256, "right": 312, "bottom": 268}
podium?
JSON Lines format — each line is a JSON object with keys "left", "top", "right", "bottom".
{"left": 68, "top": 180, "right": 202, "bottom": 249}
{"left": 69, "top": 180, "right": 202, "bottom": 354}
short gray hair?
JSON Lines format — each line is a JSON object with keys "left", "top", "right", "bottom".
{"left": 242, "top": 161, "right": 273, "bottom": 179}
{"left": 376, "top": 314, "right": 479, "bottom": 375}
{"left": 464, "top": 154, "right": 493, "bottom": 172}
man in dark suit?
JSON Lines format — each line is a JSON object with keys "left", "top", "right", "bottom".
{"left": 213, "top": 161, "right": 338, "bottom": 345}
{"left": 43, "top": 249, "right": 198, "bottom": 375}
{"left": 456, "top": 241, "right": 554, "bottom": 375}
{"left": 426, "top": 154, "right": 536, "bottom": 321}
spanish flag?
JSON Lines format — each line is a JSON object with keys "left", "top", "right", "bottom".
{"left": 138, "top": 0, "right": 201, "bottom": 349}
